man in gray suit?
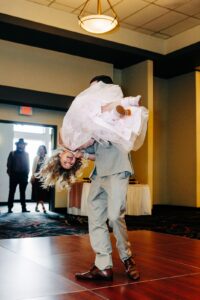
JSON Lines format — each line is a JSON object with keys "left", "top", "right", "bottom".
{"left": 75, "top": 76, "right": 140, "bottom": 281}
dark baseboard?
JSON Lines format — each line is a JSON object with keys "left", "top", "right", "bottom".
{"left": 54, "top": 207, "right": 67, "bottom": 215}
{"left": 152, "top": 204, "right": 200, "bottom": 214}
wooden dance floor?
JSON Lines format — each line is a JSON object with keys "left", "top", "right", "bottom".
{"left": 0, "top": 230, "right": 200, "bottom": 300}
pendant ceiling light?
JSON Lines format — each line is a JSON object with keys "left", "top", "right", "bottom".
{"left": 78, "top": 0, "right": 118, "bottom": 34}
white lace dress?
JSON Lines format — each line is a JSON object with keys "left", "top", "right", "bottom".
{"left": 61, "top": 81, "right": 149, "bottom": 152}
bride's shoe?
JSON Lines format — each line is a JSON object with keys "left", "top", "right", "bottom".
{"left": 116, "top": 105, "right": 131, "bottom": 116}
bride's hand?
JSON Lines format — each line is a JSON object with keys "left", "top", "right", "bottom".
{"left": 74, "top": 151, "right": 84, "bottom": 159}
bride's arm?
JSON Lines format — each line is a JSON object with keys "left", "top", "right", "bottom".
{"left": 58, "top": 128, "right": 70, "bottom": 149}
{"left": 58, "top": 129, "right": 65, "bottom": 147}
{"left": 75, "top": 150, "right": 95, "bottom": 161}
{"left": 75, "top": 142, "right": 96, "bottom": 161}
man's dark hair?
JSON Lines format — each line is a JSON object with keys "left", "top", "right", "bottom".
{"left": 90, "top": 75, "right": 113, "bottom": 84}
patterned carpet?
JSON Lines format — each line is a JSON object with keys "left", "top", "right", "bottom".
{"left": 0, "top": 212, "right": 88, "bottom": 239}
{"left": 0, "top": 206, "right": 200, "bottom": 239}
{"left": 126, "top": 206, "right": 200, "bottom": 240}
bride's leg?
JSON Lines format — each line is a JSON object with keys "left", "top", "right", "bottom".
{"left": 122, "top": 96, "right": 141, "bottom": 107}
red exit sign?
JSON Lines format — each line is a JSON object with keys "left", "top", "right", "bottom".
{"left": 19, "top": 106, "right": 32, "bottom": 116}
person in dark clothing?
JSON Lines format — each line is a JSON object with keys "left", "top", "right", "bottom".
{"left": 7, "top": 138, "right": 30, "bottom": 213}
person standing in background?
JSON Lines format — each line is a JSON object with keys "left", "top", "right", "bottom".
{"left": 7, "top": 138, "right": 30, "bottom": 213}
{"left": 31, "top": 145, "right": 48, "bottom": 213}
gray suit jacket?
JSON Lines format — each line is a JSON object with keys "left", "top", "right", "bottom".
{"left": 86, "top": 142, "right": 133, "bottom": 177}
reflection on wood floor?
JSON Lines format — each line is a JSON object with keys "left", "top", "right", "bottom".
{"left": 0, "top": 230, "right": 200, "bottom": 299}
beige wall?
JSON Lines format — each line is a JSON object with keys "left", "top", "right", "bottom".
{"left": 154, "top": 72, "right": 197, "bottom": 207}
{"left": 0, "top": 40, "right": 113, "bottom": 96}
{"left": 0, "top": 104, "right": 65, "bottom": 126}
{"left": 154, "top": 77, "right": 168, "bottom": 204}
{"left": 121, "top": 61, "right": 148, "bottom": 185}
{"left": 120, "top": 61, "right": 154, "bottom": 203}
{"left": 121, "top": 62, "right": 149, "bottom": 103}
{"left": 167, "top": 72, "right": 196, "bottom": 206}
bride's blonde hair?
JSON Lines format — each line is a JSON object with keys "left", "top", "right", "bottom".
{"left": 36, "top": 147, "right": 83, "bottom": 190}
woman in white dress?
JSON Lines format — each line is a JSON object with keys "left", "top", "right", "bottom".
{"left": 38, "top": 75, "right": 148, "bottom": 189}
{"left": 60, "top": 77, "right": 149, "bottom": 152}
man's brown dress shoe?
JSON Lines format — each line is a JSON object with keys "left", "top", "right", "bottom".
{"left": 123, "top": 257, "right": 140, "bottom": 280}
{"left": 75, "top": 265, "right": 113, "bottom": 281}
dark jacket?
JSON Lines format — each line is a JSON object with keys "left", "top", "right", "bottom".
{"left": 7, "top": 150, "right": 30, "bottom": 176}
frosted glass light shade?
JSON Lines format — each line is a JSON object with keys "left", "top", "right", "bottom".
{"left": 79, "top": 14, "right": 118, "bottom": 34}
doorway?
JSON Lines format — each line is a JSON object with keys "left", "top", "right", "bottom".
{"left": 0, "top": 121, "right": 56, "bottom": 209}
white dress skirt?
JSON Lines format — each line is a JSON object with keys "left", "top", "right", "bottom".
{"left": 61, "top": 81, "right": 149, "bottom": 152}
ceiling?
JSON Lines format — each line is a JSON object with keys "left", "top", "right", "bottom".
{"left": 26, "top": 0, "right": 200, "bottom": 39}
{"left": 0, "top": 0, "right": 200, "bottom": 79}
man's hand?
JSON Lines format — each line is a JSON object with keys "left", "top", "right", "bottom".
{"left": 78, "top": 139, "right": 95, "bottom": 149}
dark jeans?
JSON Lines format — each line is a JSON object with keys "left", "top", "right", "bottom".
{"left": 8, "top": 174, "right": 28, "bottom": 210}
